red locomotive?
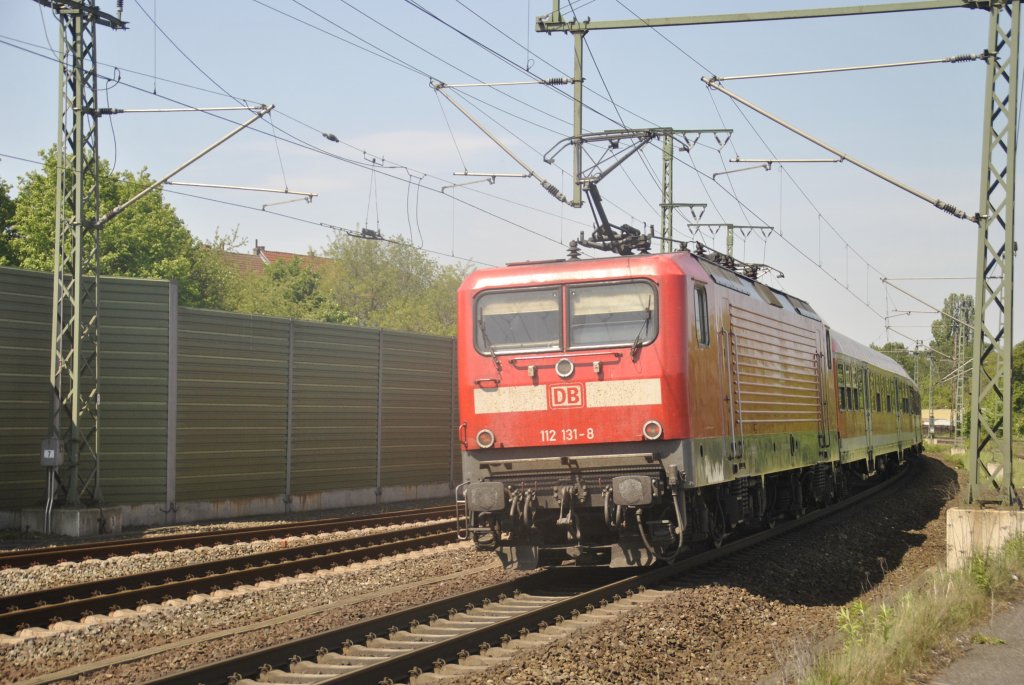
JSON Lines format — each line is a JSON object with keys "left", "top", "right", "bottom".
{"left": 456, "top": 246, "right": 922, "bottom": 568}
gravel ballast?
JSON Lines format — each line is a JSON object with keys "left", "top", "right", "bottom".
{"left": 1, "top": 455, "right": 957, "bottom": 684}
{"left": 450, "top": 454, "right": 957, "bottom": 685}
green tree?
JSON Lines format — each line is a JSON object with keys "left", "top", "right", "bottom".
{"left": 319, "top": 235, "right": 468, "bottom": 336}
{"left": 8, "top": 147, "right": 225, "bottom": 307}
{"left": 931, "top": 293, "right": 974, "bottom": 358}
{"left": 1013, "top": 340, "right": 1024, "bottom": 436}
{"left": 0, "top": 178, "right": 15, "bottom": 266}
{"left": 225, "top": 255, "right": 352, "bottom": 324}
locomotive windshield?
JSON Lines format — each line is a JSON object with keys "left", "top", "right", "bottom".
{"left": 568, "top": 281, "right": 657, "bottom": 349}
{"left": 474, "top": 280, "right": 658, "bottom": 355}
{"left": 475, "top": 287, "right": 562, "bottom": 353}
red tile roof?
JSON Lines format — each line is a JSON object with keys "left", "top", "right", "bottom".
{"left": 218, "top": 250, "right": 264, "bottom": 275}
{"left": 216, "top": 245, "right": 330, "bottom": 274}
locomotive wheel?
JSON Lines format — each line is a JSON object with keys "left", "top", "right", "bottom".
{"left": 709, "top": 508, "right": 727, "bottom": 548}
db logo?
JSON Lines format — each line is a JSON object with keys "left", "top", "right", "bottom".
{"left": 549, "top": 383, "right": 584, "bottom": 408}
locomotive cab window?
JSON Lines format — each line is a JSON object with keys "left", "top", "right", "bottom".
{"left": 475, "top": 287, "right": 562, "bottom": 354}
{"left": 568, "top": 281, "right": 658, "bottom": 349}
{"left": 694, "top": 283, "right": 710, "bottom": 347}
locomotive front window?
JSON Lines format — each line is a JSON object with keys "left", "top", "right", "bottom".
{"left": 475, "top": 288, "right": 562, "bottom": 354}
{"left": 567, "top": 281, "right": 658, "bottom": 349}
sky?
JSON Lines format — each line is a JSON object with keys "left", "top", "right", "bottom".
{"left": 0, "top": 0, "right": 1018, "bottom": 351}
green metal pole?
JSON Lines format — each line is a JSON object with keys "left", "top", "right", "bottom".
{"left": 661, "top": 133, "right": 674, "bottom": 251}
{"left": 43, "top": 0, "right": 124, "bottom": 506}
{"left": 572, "top": 31, "right": 584, "bottom": 208}
{"left": 968, "top": 0, "right": 1018, "bottom": 506}
{"left": 537, "top": 1, "right": 980, "bottom": 32}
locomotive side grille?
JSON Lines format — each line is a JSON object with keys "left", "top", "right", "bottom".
{"left": 729, "top": 305, "right": 824, "bottom": 433}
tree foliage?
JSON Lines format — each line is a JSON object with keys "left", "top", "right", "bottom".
{"left": 225, "top": 255, "right": 353, "bottom": 324}
{"left": 873, "top": 291, "right": 1024, "bottom": 437}
{"left": 318, "top": 235, "right": 467, "bottom": 336}
{"left": 0, "top": 178, "right": 15, "bottom": 266}
{"left": 931, "top": 293, "right": 974, "bottom": 359}
{"left": 5, "top": 150, "right": 466, "bottom": 336}
{"left": 1013, "top": 341, "right": 1024, "bottom": 436}
{"left": 6, "top": 147, "right": 224, "bottom": 307}
{"left": 871, "top": 341, "right": 917, "bottom": 379}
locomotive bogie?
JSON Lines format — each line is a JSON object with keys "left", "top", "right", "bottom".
{"left": 456, "top": 251, "right": 922, "bottom": 569}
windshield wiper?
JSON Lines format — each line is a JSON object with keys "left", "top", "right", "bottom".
{"left": 630, "top": 298, "right": 653, "bottom": 361}
{"left": 477, "top": 314, "right": 502, "bottom": 374}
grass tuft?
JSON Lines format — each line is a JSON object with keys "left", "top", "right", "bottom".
{"left": 800, "top": 535, "right": 1024, "bottom": 685}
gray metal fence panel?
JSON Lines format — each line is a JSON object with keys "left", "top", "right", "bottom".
{"left": 0, "top": 268, "right": 52, "bottom": 509}
{"left": 175, "top": 309, "right": 289, "bottom": 501}
{"left": 380, "top": 331, "right": 456, "bottom": 488}
{"left": 291, "top": 321, "right": 380, "bottom": 494}
{"left": 1, "top": 264, "right": 460, "bottom": 518}
{"left": 92, "top": 276, "right": 169, "bottom": 505}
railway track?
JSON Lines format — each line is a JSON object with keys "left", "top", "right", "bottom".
{"left": 0, "top": 505, "right": 457, "bottom": 569}
{"left": 144, "top": 462, "right": 914, "bottom": 685}
{"left": 1, "top": 520, "right": 458, "bottom": 635}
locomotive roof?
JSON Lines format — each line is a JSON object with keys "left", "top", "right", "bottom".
{"left": 462, "top": 251, "right": 694, "bottom": 290}
{"left": 463, "top": 252, "right": 914, "bottom": 387}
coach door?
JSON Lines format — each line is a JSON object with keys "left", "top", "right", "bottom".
{"left": 818, "top": 328, "right": 833, "bottom": 454}
{"left": 863, "top": 368, "right": 873, "bottom": 451}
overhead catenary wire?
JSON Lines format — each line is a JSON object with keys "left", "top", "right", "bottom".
{"left": 0, "top": 32, "right": 581, "bottom": 245}
{"left": 0, "top": 29, "right": 593, "bottom": 222}
{"left": 2, "top": 5, "right": 966, "bottom": 339}
{"left": 0, "top": 36, "right": 579, "bottom": 252}
{"left": 132, "top": 0, "right": 244, "bottom": 107}
{"left": 164, "top": 186, "right": 492, "bottom": 267}
{"left": 604, "top": 1, "right": 941, "bottom": 323}
{"left": 10, "top": 8, "right": 607, "bottom": 261}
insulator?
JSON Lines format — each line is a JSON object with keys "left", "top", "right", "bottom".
{"left": 935, "top": 200, "right": 967, "bottom": 219}
{"left": 948, "top": 53, "right": 977, "bottom": 63}
{"left": 546, "top": 77, "right": 573, "bottom": 85}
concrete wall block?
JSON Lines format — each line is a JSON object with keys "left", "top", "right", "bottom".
{"left": 946, "top": 506, "right": 1024, "bottom": 570}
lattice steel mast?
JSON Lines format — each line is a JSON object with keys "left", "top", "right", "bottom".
{"left": 37, "top": 0, "right": 126, "bottom": 506}
{"left": 968, "top": 0, "right": 1019, "bottom": 506}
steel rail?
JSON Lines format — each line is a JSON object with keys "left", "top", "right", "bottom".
{"left": 146, "top": 460, "right": 914, "bottom": 685}
{"left": 0, "top": 505, "right": 456, "bottom": 569}
{"left": 0, "top": 523, "right": 457, "bottom": 635}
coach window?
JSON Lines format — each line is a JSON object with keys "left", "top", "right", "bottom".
{"left": 838, "top": 364, "right": 846, "bottom": 410}
{"left": 825, "top": 330, "right": 832, "bottom": 369}
{"left": 475, "top": 287, "right": 562, "bottom": 354}
{"left": 568, "top": 280, "right": 658, "bottom": 350}
{"left": 694, "top": 284, "right": 710, "bottom": 347}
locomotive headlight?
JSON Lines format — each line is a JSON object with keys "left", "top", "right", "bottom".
{"left": 642, "top": 420, "right": 663, "bottom": 441}
{"left": 476, "top": 429, "right": 496, "bottom": 449}
{"left": 555, "top": 357, "right": 575, "bottom": 378}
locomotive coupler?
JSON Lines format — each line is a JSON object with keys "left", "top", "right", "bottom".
{"left": 521, "top": 489, "right": 536, "bottom": 527}
{"left": 555, "top": 485, "right": 577, "bottom": 526}
{"left": 602, "top": 487, "right": 626, "bottom": 529}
